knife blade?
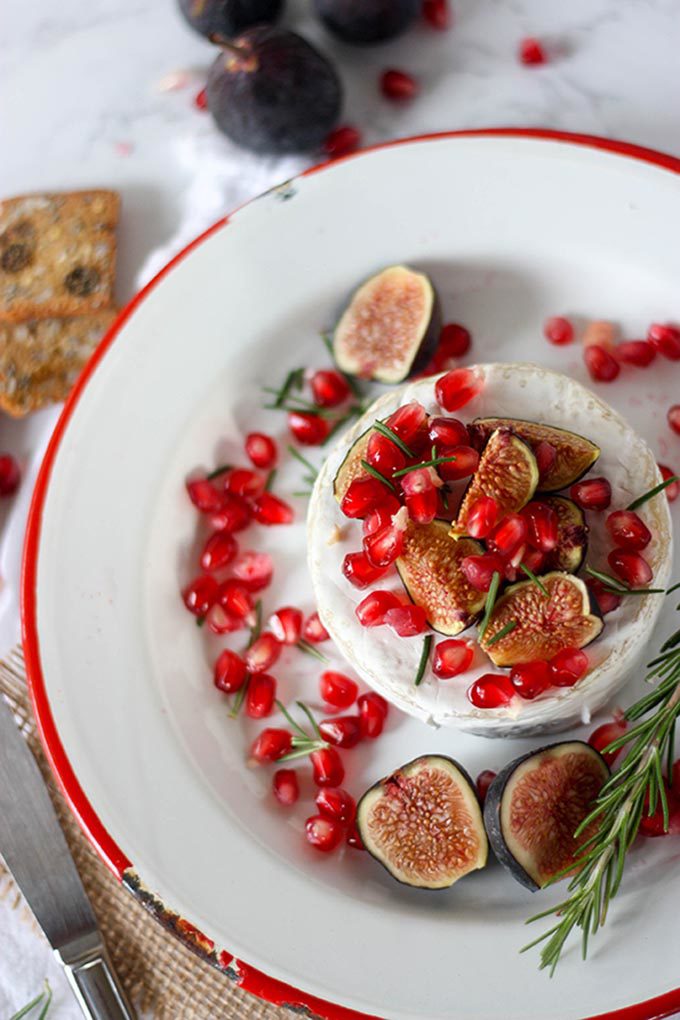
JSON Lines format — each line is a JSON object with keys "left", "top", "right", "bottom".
{"left": 0, "top": 692, "right": 135, "bottom": 1019}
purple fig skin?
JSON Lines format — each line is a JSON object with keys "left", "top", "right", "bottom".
{"left": 314, "top": 0, "right": 419, "bottom": 44}
{"left": 178, "top": 0, "right": 284, "bottom": 40}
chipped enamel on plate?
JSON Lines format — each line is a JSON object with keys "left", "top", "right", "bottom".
{"left": 309, "top": 364, "right": 673, "bottom": 736}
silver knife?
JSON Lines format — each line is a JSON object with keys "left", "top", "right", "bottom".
{"left": 0, "top": 693, "right": 135, "bottom": 1019}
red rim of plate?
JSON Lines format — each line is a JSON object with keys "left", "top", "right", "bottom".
{"left": 20, "top": 128, "right": 680, "bottom": 1020}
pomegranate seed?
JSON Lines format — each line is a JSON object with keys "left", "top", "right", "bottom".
{"left": 535, "top": 441, "right": 557, "bottom": 478}
{"left": 432, "top": 639, "right": 474, "bottom": 678}
{"left": 616, "top": 340, "right": 656, "bottom": 367}
{"left": 543, "top": 316, "right": 573, "bottom": 345}
{"left": 343, "top": 550, "right": 389, "bottom": 588}
{"left": 213, "top": 649, "right": 248, "bottom": 694}
{"left": 606, "top": 510, "right": 651, "bottom": 551}
{"left": 182, "top": 575, "right": 218, "bottom": 616}
{"left": 385, "top": 401, "right": 428, "bottom": 446}
{"left": 320, "top": 671, "right": 358, "bottom": 710}
{"left": 404, "top": 488, "right": 439, "bottom": 525}
{"left": 673, "top": 760, "right": 680, "bottom": 799}
{"left": 209, "top": 493, "right": 251, "bottom": 532}
{"left": 224, "top": 468, "right": 265, "bottom": 499}
{"left": 269, "top": 606, "right": 303, "bottom": 645}
{"left": 319, "top": 716, "right": 362, "bottom": 749}
{"left": 273, "top": 769, "right": 299, "bottom": 806}
{"left": 288, "top": 411, "right": 330, "bottom": 445}
{"left": 362, "top": 505, "right": 393, "bottom": 537}
{"left": 186, "top": 478, "right": 224, "bottom": 513}
{"left": 466, "top": 496, "right": 500, "bottom": 539}
{"left": 648, "top": 323, "right": 680, "bottom": 360}
{"left": 488, "top": 514, "right": 528, "bottom": 559}
{"left": 460, "top": 553, "right": 506, "bottom": 592}
{"left": 583, "top": 321, "right": 616, "bottom": 352}
{"left": 586, "top": 578, "right": 622, "bottom": 615}
{"left": 305, "top": 814, "right": 344, "bottom": 852}
{"left": 252, "top": 491, "right": 294, "bottom": 526}
{"left": 422, "top": 0, "right": 450, "bottom": 30}
{"left": 380, "top": 68, "right": 419, "bottom": 101}
{"left": 437, "top": 445, "right": 480, "bottom": 481}
{"left": 549, "top": 647, "right": 588, "bottom": 687}
{"left": 246, "top": 673, "right": 276, "bottom": 718}
{"left": 323, "top": 125, "right": 361, "bottom": 159}
{"left": 200, "top": 531, "right": 237, "bottom": 571}
{"left": 521, "top": 546, "right": 547, "bottom": 575}
{"left": 356, "top": 590, "right": 402, "bottom": 627}
{"left": 249, "top": 728, "right": 293, "bottom": 763}
{"left": 570, "top": 477, "right": 611, "bottom": 511}
{"left": 245, "top": 432, "right": 277, "bottom": 469}
{"left": 510, "top": 660, "right": 551, "bottom": 700}
{"left": 206, "top": 603, "right": 243, "bottom": 634}
{"left": 428, "top": 416, "right": 469, "bottom": 450}
{"left": 476, "top": 770, "right": 496, "bottom": 804}
{"left": 357, "top": 692, "right": 388, "bottom": 738}
{"left": 0, "top": 454, "right": 20, "bottom": 497}
{"left": 311, "top": 369, "right": 350, "bottom": 408}
{"left": 316, "top": 787, "right": 356, "bottom": 824}
{"left": 519, "top": 36, "right": 547, "bottom": 65}
{"left": 438, "top": 323, "right": 471, "bottom": 359}
{"left": 245, "top": 632, "right": 282, "bottom": 673}
{"left": 194, "top": 86, "right": 208, "bottom": 110}
{"left": 384, "top": 604, "right": 428, "bottom": 637}
{"left": 364, "top": 518, "right": 406, "bottom": 567}
{"left": 366, "top": 431, "right": 407, "bottom": 476}
{"left": 303, "top": 612, "right": 329, "bottom": 643}
{"left": 346, "top": 823, "right": 365, "bottom": 850}
{"left": 668, "top": 405, "right": 680, "bottom": 435}
{"left": 435, "top": 367, "right": 483, "bottom": 412}
{"left": 584, "top": 345, "right": 620, "bottom": 382}
{"left": 522, "top": 502, "right": 559, "bottom": 552}
{"left": 608, "top": 548, "right": 653, "bottom": 588}
{"left": 218, "top": 579, "right": 254, "bottom": 619}
{"left": 467, "top": 674, "right": 515, "bottom": 709}
{"left": 233, "top": 551, "right": 273, "bottom": 591}
{"left": 311, "top": 746, "right": 344, "bottom": 786}
{"left": 341, "top": 477, "right": 392, "bottom": 519}
{"left": 659, "top": 464, "right": 679, "bottom": 502}
{"left": 588, "top": 719, "right": 628, "bottom": 765}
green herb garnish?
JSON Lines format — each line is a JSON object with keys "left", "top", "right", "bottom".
{"left": 360, "top": 459, "right": 398, "bottom": 492}
{"left": 627, "top": 474, "right": 679, "bottom": 511}
{"left": 478, "top": 571, "right": 501, "bottom": 642}
{"left": 414, "top": 633, "right": 433, "bottom": 686}
{"left": 373, "top": 420, "right": 415, "bottom": 458}
{"left": 485, "top": 619, "right": 518, "bottom": 647}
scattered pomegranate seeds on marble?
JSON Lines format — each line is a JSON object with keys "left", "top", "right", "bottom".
{"left": 343, "top": 550, "right": 389, "bottom": 588}
{"left": 246, "top": 673, "right": 277, "bottom": 718}
{"left": 476, "top": 770, "right": 496, "bottom": 803}
{"left": 356, "top": 590, "right": 402, "bottom": 627}
{"left": 245, "top": 432, "right": 277, "bottom": 469}
{"left": 606, "top": 510, "right": 651, "bottom": 551}
{"left": 647, "top": 323, "right": 680, "bottom": 360}
{"left": 303, "top": 612, "right": 330, "bottom": 643}
{"left": 465, "top": 496, "right": 500, "bottom": 539}
{"left": 320, "top": 671, "right": 358, "bottom": 710}
{"left": 252, "top": 492, "right": 294, "bottom": 526}
{"left": 269, "top": 606, "right": 303, "bottom": 645}
{"left": 0, "top": 454, "right": 20, "bottom": 497}
{"left": 311, "top": 746, "right": 344, "bottom": 786}
{"left": 194, "top": 86, "right": 208, "bottom": 109}
{"left": 584, "top": 344, "right": 620, "bottom": 382}
{"left": 233, "top": 550, "right": 273, "bottom": 590}
{"left": 384, "top": 603, "right": 428, "bottom": 637}
{"left": 467, "top": 674, "right": 515, "bottom": 709}
{"left": 549, "top": 647, "right": 588, "bottom": 687}
{"left": 519, "top": 37, "right": 547, "bottom": 65}
{"left": 249, "top": 728, "right": 293, "bottom": 763}
{"left": 432, "top": 639, "right": 474, "bottom": 678}
{"left": 616, "top": 340, "right": 656, "bottom": 367}
{"left": 510, "top": 660, "right": 551, "bottom": 700}
{"left": 582, "top": 321, "right": 616, "bottom": 351}
{"left": 319, "top": 715, "right": 362, "bottom": 749}
{"left": 659, "top": 464, "right": 679, "bottom": 502}
{"left": 422, "top": 0, "right": 450, "bottom": 30}
{"left": 182, "top": 575, "right": 218, "bottom": 616}
{"left": 668, "top": 405, "right": 680, "bottom": 436}
{"left": 323, "top": 125, "right": 361, "bottom": 159}
{"left": 357, "top": 692, "right": 388, "bottom": 738}
{"left": 588, "top": 719, "right": 628, "bottom": 765}
{"left": 380, "top": 69, "right": 419, "bottom": 101}
{"left": 570, "top": 477, "right": 611, "bottom": 511}
{"left": 273, "top": 769, "right": 299, "bottom": 806}
{"left": 438, "top": 323, "right": 471, "bottom": 358}
{"left": 608, "top": 548, "right": 653, "bottom": 588}
{"left": 316, "top": 787, "right": 356, "bottom": 824}
{"left": 543, "top": 316, "right": 573, "bottom": 345}
{"left": 245, "top": 632, "right": 282, "bottom": 673}
{"left": 305, "top": 815, "right": 344, "bottom": 852}
{"left": 311, "top": 369, "right": 350, "bottom": 407}
{"left": 288, "top": 411, "right": 331, "bottom": 445}
{"left": 435, "top": 367, "right": 483, "bottom": 411}
{"left": 213, "top": 649, "right": 248, "bottom": 694}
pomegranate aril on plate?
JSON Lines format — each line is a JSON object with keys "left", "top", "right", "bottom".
{"left": 460, "top": 553, "right": 506, "bottom": 592}
{"left": 273, "top": 769, "right": 299, "bottom": 806}
{"left": 252, "top": 492, "right": 294, "bottom": 525}
{"left": 246, "top": 673, "right": 276, "bottom": 718}
{"left": 213, "top": 649, "right": 248, "bottom": 694}
{"left": 427, "top": 415, "right": 469, "bottom": 450}
{"left": 522, "top": 501, "right": 559, "bottom": 552}
{"left": 438, "top": 323, "right": 471, "bottom": 358}
{"left": 616, "top": 340, "right": 656, "bottom": 367}
{"left": 311, "top": 746, "right": 344, "bottom": 786}
{"left": 311, "top": 369, "right": 350, "bottom": 407}
{"left": 357, "top": 692, "right": 388, "bottom": 738}
{"left": 422, "top": 0, "right": 450, "bottom": 29}
{"left": 249, "top": 728, "right": 293, "bottom": 763}
{"left": 182, "top": 575, "right": 218, "bottom": 616}
{"left": 380, "top": 68, "right": 419, "bottom": 101}
{"left": 668, "top": 405, "right": 680, "bottom": 435}
{"left": 343, "top": 550, "right": 389, "bottom": 588}
{"left": 606, "top": 510, "right": 651, "bottom": 550}
{"left": 549, "top": 647, "right": 588, "bottom": 687}
{"left": 437, "top": 445, "right": 479, "bottom": 481}
{"left": 218, "top": 579, "right": 254, "bottom": 619}
{"left": 401, "top": 467, "right": 440, "bottom": 524}
{"left": 194, "top": 86, "right": 207, "bottom": 110}
{"left": 608, "top": 548, "right": 653, "bottom": 587}
{"left": 288, "top": 411, "right": 330, "bottom": 445}
{"left": 476, "top": 770, "right": 496, "bottom": 804}
{"left": 586, "top": 578, "right": 622, "bottom": 615}
{"left": 245, "top": 632, "right": 282, "bottom": 673}
{"left": 659, "top": 464, "right": 679, "bottom": 502}
{"left": 467, "top": 674, "right": 515, "bottom": 709}
{"left": 584, "top": 344, "right": 619, "bottom": 382}
{"left": 510, "top": 660, "right": 551, "bottom": 700}
{"left": 435, "top": 367, "right": 482, "bottom": 412}
{"left": 323, "top": 124, "right": 361, "bottom": 159}
{"left": 245, "top": 432, "right": 277, "bottom": 469}
{"left": 384, "top": 604, "right": 428, "bottom": 637}
{"left": 356, "top": 590, "right": 402, "bottom": 627}
{"left": 269, "top": 606, "right": 303, "bottom": 645}
{"left": 206, "top": 603, "right": 243, "bottom": 634}
{"left": 588, "top": 719, "right": 628, "bottom": 765}
{"left": 647, "top": 323, "right": 680, "bottom": 360}
{"left": 341, "top": 477, "right": 392, "bottom": 519}
{"left": 346, "top": 823, "right": 366, "bottom": 850}
{"left": 570, "top": 476, "right": 611, "bottom": 511}
{"left": 0, "top": 454, "right": 20, "bottom": 497}
{"left": 224, "top": 467, "right": 265, "bottom": 499}
{"left": 186, "top": 478, "right": 224, "bottom": 513}
{"left": 364, "top": 518, "right": 406, "bottom": 567}
{"left": 466, "top": 496, "right": 499, "bottom": 539}
{"left": 432, "top": 639, "right": 474, "bottom": 678}
{"left": 534, "top": 441, "right": 557, "bottom": 478}
{"left": 233, "top": 550, "right": 273, "bottom": 591}
{"left": 385, "top": 401, "right": 428, "bottom": 446}
{"left": 488, "top": 513, "right": 528, "bottom": 559}
{"left": 209, "top": 493, "right": 251, "bottom": 533}
{"left": 320, "top": 670, "right": 358, "bottom": 710}
{"left": 366, "top": 431, "right": 407, "bottom": 476}
{"left": 303, "top": 611, "right": 329, "bottom": 643}
{"left": 305, "top": 814, "right": 344, "bottom": 852}
{"left": 319, "top": 716, "right": 362, "bottom": 749}
{"left": 519, "top": 36, "right": 547, "bottom": 65}
{"left": 543, "top": 316, "right": 573, "bottom": 345}
{"left": 200, "top": 531, "right": 237, "bottom": 571}
{"left": 316, "top": 787, "right": 356, "bottom": 824}
{"left": 673, "top": 760, "right": 680, "bottom": 799}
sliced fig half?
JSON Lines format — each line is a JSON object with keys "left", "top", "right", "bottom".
{"left": 357, "top": 755, "right": 488, "bottom": 889}
{"left": 484, "top": 741, "right": 609, "bottom": 891}
{"left": 451, "top": 428, "right": 539, "bottom": 538}
{"left": 480, "top": 571, "right": 603, "bottom": 667}
{"left": 332, "top": 426, "right": 371, "bottom": 504}
{"left": 332, "top": 265, "right": 440, "bottom": 384}
{"left": 543, "top": 496, "right": 588, "bottom": 573}
{"left": 396, "top": 520, "right": 486, "bottom": 635}
{"left": 471, "top": 418, "right": 600, "bottom": 491}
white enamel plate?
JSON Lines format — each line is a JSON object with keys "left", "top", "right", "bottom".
{"left": 23, "top": 132, "right": 680, "bottom": 1020}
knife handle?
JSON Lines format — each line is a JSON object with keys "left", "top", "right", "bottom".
{"left": 57, "top": 934, "right": 136, "bottom": 1020}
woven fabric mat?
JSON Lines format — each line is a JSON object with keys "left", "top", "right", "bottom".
{"left": 0, "top": 647, "right": 289, "bottom": 1020}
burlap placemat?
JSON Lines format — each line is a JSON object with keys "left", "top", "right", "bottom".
{"left": 0, "top": 647, "right": 290, "bottom": 1020}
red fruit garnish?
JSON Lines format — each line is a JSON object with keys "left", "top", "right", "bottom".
{"left": 323, "top": 125, "right": 361, "bottom": 159}
{"left": 606, "top": 510, "right": 651, "bottom": 551}
{"left": 269, "top": 606, "right": 303, "bottom": 645}
{"left": 316, "top": 787, "right": 356, "bottom": 824}
{"left": 422, "top": 0, "right": 450, "bottom": 30}
{"left": 346, "top": 823, "right": 366, "bottom": 850}
{"left": 586, "top": 578, "right": 622, "bottom": 616}
{"left": 384, "top": 604, "right": 428, "bottom": 637}
{"left": 244, "top": 632, "right": 282, "bottom": 673}
{"left": 245, "top": 432, "right": 277, "bottom": 469}
{"left": 246, "top": 673, "right": 276, "bottom": 718}
{"left": 342, "top": 550, "right": 389, "bottom": 588}
{"left": 311, "top": 746, "right": 344, "bottom": 786}
{"left": 570, "top": 477, "right": 611, "bottom": 511}
{"left": 404, "top": 488, "right": 439, "bottom": 525}
{"left": 672, "top": 760, "right": 680, "bottom": 799}
{"left": 521, "top": 545, "right": 547, "bottom": 575}
{"left": 182, "top": 575, "right": 218, "bottom": 616}
{"left": 273, "top": 769, "right": 299, "bottom": 806}
{"left": 186, "top": 478, "right": 224, "bottom": 513}
{"left": 659, "top": 464, "right": 679, "bottom": 502}
{"left": 0, "top": 454, "right": 20, "bottom": 497}
{"left": 588, "top": 719, "right": 628, "bottom": 765}
{"left": 510, "top": 660, "right": 551, "bottom": 700}
{"left": 224, "top": 467, "right": 265, "bottom": 499}
{"left": 194, "top": 87, "right": 208, "bottom": 110}
{"left": 305, "top": 814, "right": 344, "bottom": 852}
{"left": 466, "top": 496, "right": 499, "bottom": 539}
{"left": 549, "top": 647, "right": 588, "bottom": 687}
{"left": 384, "top": 401, "right": 428, "bottom": 446}
{"left": 303, "top": 611, "right": 329, "bottom": 643}
{"left": 427, "top": 415, "right": 469, "bottom": 450}
{"left": 218, "top": 579, "right": 254, "bottom": 619}
{"left": 668, "top": 404, "right": 680, "bottom": 436}
{"left": 460, "top": 553, "right": 506, "bottom": 592}
{"left": 380, "top": 68, "right": 419, "bottom": 101}
{"left": 205, "top": 603, "right": 243, "bottom": 634}
{"left": 357, "top": 692, "right": 388, "bottom": 738}
{"left": 522, "top": 501, "right": 559, "bottom": 552}
{"left": 320, "top": 670, "right": 358, "bottom": 710}
{"left": 639, "top": 784, "right": 677, "bottom": 837}
{"left": 209, "top": 493, "right": 251, "bottom": 532}
{"left": 233, "top": 550, "right": 273, "bottom": 591}
{"left": 488, "top": 513, "right": 528, "bottom": 559}
{"left": 435, "top": 367, "right": 483, "bottom": 411}
{"left": 467, "top": 674, "right": 515, "bottom": 709}
{"left": 362, "top": 504, "right": 394, "bottom": 537}
{"left": 438, "top": 323, "right": 471, "bottom": 358}
{"left": 476, "top": 770, "right": 496, "bottom": 804}
{"left": 432, "top": 639, "right": 474, "bottom": 678}
{"left": 647, "top": 323, "right": 680, "bottom": 360}
{"left": 311, "top": 369, "right": 350, "bottom": 407}
{"left": 356, "top": 590, "right": 402, "bottom": 627}
{"left": 319, "top": 716, "right": 361, "bottom": 749}
{"left": 584, "top": 344, "right": 620, "bottom": 382}
{"left": 252, "top": 491, "right": 294, "bottom": 526}
{"left": 363, "top": 515, "right": 407, "bottom": 567}
{"left": 519, "top": 36, "right": 547, "bottom": 65}
{"left": 534, "top": 441, "right": 557, "bottom": 479}
{"left": 437, "top": 445, "right": 479, "bottom": 482}
{"left": 608, "top": 548, "right": 653, "bottom": 588}
{"left": 213, "top": 649, "right": 248, "bottom": 694}
{"left": 616, "top": 340, "right": 656, "bottom": 367}
{"left": 288, "top": 411, "right": 330, "bottom": 445}
{"left": 366, "top": 431, "right": 407, "bottom": 476}
{"left": 341, "top": 477, "right": 392, "bottom": 519}
{"left": 543, "top": 316, "right": 573, "bottom": 345}
{"left": 249, "top": 728, "right": 292, "bottom": 763}
{"left": 200, "top": 531, "right": 237, "bottom": 572}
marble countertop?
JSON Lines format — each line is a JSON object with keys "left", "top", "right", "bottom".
{"left": 2, "top": 0, "right": 680, "bottom": 1015}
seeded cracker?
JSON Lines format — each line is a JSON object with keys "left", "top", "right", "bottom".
{"left": 0, "top": 190, "right": 119, "bottom": 321}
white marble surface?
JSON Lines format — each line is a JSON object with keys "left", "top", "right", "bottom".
{"left": 2, "top": 0, "right": 680, "bottom": 1016}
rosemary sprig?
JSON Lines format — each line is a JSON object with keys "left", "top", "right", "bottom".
{"left": 373, "top": 420, "right": 414, "bottom": 458}
{"left": 584, "top": 564, "right": 666, "bottom": 596}
{"left": 392, "top": 454, "right": 458, "bottom": 479}
{"left": 627, "top": 474, "right": 679, "bottom": 511}
{"left": 11, "top": 980, "right": 52, "bottom": 1020}
{"left": 275, "top": 700, "right": 329, "bottom": 761}
{"left": 297, "top": 638, "right": 329, "bottom": 663}
{"left": 265, "top": 469, "right": 277, "bottom": 491}
{"left": 414, "top": 634, "right": 433, "bottom": 686}
{"left": 520, "top": 562, "right": 549, "bottom": 596}
{"left": 266, "top": 367, "right": 304, "bottom": 409}
{"left": 206, "top": 463, "right": 232, "bottom": 481}
{"left": 360, "top": 459, "right": 398, "bottom": 493}
{"left": 287, "top": 445, "right": 318, "bottom": 479}
{"left": 523, "top": 593, "right": 680, "bottom": 974}
{"left": 485, "top": 619, "right": 517, "bottom": 647}
{"left": 263, "top": 392, "right": 336, "bottom": 417}
{"left": 478, "top": 571, "right": 501, "bottom": 642}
